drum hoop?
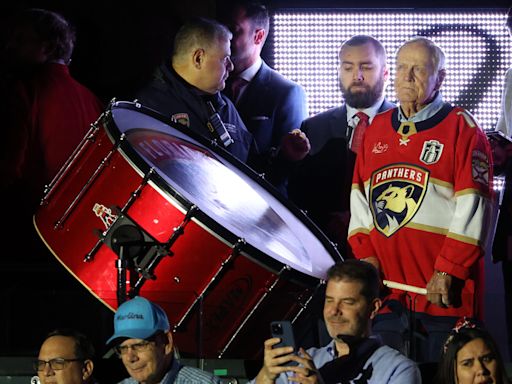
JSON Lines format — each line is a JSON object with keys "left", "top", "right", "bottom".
{"left": 103, "top": 101, "right": 342, "bottom": 272}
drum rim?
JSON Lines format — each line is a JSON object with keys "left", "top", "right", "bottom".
{"left": 103, "top": 100, "right": 343, "bottom": 277}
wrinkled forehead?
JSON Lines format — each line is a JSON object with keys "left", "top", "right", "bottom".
{"left": 119, "top": 337, "right": 147, "bottom": 346}
{"left": 39, "top": 336, "right": 76, "bottom": 359}
{"left": 396, "top": 42, "right": 437, "bottom": 67}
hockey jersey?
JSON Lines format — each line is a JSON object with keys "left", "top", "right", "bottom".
{"left": 348, "top": 103, "right": 493, "bottom": 317}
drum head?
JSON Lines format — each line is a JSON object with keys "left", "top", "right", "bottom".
{"left": 108, "top": 101, "right": 340, "bottom": 278}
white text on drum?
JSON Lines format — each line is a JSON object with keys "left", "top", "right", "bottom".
{"left": 138, "top": 139, "right": 192, "bottom": 161}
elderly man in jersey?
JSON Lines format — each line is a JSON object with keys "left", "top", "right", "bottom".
{"left": 348, "top": 36, "right": 493, "bottom": 362}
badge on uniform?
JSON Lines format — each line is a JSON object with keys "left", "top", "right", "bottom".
{"left": 171, "top": 113, "right": 190, "bottom": 127}
{"left": 472, "top": 150, "right": 490, "bottom": 185}
{"left": 420, "top": 140, "right": 444, "bottom": 165}
{"left": 369, "top": 164, "right": 429, "bottom": 237}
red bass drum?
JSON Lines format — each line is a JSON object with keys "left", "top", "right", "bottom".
{"left": 34, "top": 100, "right": 342, "bottom": 358}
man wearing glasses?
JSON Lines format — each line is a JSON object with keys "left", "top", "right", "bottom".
{"left": 107, "top": 296, "right": 220, "bottom": 384}
{"left": 35, "top": 329, "right": 95, "bottom": 384}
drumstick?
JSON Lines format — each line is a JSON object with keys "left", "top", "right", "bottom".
{"left": 383, "top": 279, "right": 427, "bottom": 295}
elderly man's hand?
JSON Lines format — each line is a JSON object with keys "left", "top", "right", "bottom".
{"left": 426, "top": 271, "right": 454, "bottom": 307}
{"left": 280, "top": 129, "right": 311, "bottom": 162}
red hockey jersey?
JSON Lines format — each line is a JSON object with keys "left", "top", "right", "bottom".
{"left": 348, "top": 103, "right": 493, "bottom": 318}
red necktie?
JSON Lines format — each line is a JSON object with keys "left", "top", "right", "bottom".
{"left": 351, "top": 112, "right": 369, "bottom": 155}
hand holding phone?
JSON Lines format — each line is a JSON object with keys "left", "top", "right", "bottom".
{"left": 270, "top": 321, "right": 298, "bottom": 366}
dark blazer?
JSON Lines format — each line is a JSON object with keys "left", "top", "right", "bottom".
{"left": 287, "top": 99, "right": 395, "bottom": 255}
{"left": 225, "top": 60, "right": 307, "bottom": 173}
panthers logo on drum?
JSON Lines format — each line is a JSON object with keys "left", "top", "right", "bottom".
{"left": 369, "top": 164, "right": 429, "bottom": 237}
{"left": 93, "top": 203, "right": 118, "bottom": 230}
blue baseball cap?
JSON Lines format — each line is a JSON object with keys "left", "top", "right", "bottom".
{"left": 107, "top": 296, "right": 170, "bottom": 345}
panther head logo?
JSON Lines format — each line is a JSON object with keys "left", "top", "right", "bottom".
{"left": 375, "top": 184, "right": 418, "bottom": 234}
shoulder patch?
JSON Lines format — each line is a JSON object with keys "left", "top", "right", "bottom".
{"left": 171, "top": 113, "right": 190, "bottom": 127}
{"left": 472, "top": 150, "right": 490, "bottom": 185}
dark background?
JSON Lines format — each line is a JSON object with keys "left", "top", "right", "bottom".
{"left": 0, "top": 0, "right": 509, "bottom": 379}
{"left": 1, "top": 0, "right": 510, "bottom": 102}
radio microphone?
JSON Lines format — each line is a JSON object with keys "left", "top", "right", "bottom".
{"left": 206, "top": 101, "right": 234, "bottom": 148}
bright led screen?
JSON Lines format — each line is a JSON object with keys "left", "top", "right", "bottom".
{"left": 272, "top": 9, "right": 512, "bottom": 132}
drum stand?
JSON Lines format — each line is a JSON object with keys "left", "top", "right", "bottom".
{"left": 95, "top": 205, "right": 198, "bottom": 305}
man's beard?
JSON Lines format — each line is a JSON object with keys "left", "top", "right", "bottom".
{"left": 341, "top": 77, "right": 385, "bottom": 109}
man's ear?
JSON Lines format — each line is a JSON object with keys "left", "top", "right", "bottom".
{"left": 369, "top": 298, "right": 382, "bottom": 320}
{"left": 82, "top": 360, "right": 94, "bottom": 381}
{"left": 382, "top": 65, "right": 390, "bottom": 83}
{"left": 192, "top": 48, "right": 205, "bottom": 69}
{"left": 435, "top": 68, "right": 446, "bottom": 91}
{"left": 254, "top": 28, "right": 265, "bottom": 45}
{"left": 164, "top": 331, "right": 174, "bottom": 355}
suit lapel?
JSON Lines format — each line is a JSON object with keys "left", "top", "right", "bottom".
{"left": 328, "top": 105, "right": 348, "bottom": 138}
{"left": 238, "top": 61, "right": 271, "bottom": 107}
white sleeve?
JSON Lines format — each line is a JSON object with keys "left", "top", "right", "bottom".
{"left": 496, "top": 67, "right": 512, "bottom": 137}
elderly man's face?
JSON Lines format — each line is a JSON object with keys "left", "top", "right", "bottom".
{"left": 118, "top": 333, "right": 172, "bottom": 384}
{"left": 37, "top": 336, "right": 90, "bottom": 384}
{"left": 394, "top": 42, "right": 443, "bottom": 108}
{"left": 201, "top": 37, "right": 234, "bottom": 94}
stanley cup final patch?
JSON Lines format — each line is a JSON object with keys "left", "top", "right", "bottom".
{"left": 369, "top": 164, "right": 430, "bottom": 237}
{"left": 420, "top": 139, "right": 444, "bottom": 165}
{"left": 472, "top": 150, "right": 490, "bottom": 185}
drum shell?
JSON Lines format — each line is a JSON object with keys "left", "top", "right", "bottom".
{"left": 34, "top": 102, "right": 337, "bottom": 358}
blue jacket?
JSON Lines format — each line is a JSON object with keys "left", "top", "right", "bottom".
{"left": 136, "top": 63, "right": 254, "bottom": 162}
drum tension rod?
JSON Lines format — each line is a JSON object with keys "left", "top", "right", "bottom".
{"left": 83, "top": 169, "right": 154, "bottom": 263}
{"left": 174, "top": 237, "right": 246, "bottom": 333}
{"left": 290, "top": 279, "right": 326, "bottom": 324}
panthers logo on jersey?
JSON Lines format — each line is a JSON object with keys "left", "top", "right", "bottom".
{"left": 369, "top": 164, "right": 430, "bottom": 237}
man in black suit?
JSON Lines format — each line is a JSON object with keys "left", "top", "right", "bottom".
{"left": 219, "top": 0, "right": 308, "bottom": 179}
{"left": 288, "top": 35, "right": 394, "bottom": 257}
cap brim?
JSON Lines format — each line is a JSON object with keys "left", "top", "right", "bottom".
{"left": 106, "top": 329, "right": 158, "bottom": 346}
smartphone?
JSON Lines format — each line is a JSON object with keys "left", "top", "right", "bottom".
{"left": 270, "top": 321, "right": 298, "bottom": 366}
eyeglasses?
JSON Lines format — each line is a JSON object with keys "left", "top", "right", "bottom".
{"left": 33, "top": 358, "right": 83, "bottom": 371}
{"left": 114, "top": 340, "right": 155, "bottom": 356}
